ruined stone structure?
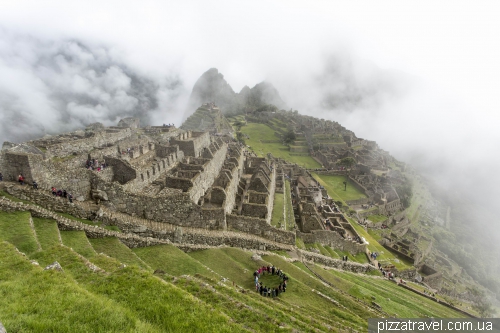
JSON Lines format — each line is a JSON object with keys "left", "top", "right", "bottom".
{"left": 0, "top": 107, "right": 421, "bottom": 274}
{"left": 0, "top": 113, "right": 296, "bottom": 249}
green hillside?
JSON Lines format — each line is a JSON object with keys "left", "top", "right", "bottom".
{"left": 0, "top": 208, "right": 469, "bottom": 332}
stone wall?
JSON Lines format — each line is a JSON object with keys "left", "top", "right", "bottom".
{"left": 298, "top": 250, "right": 374, "bottom": 273}
{"left": 219, "top": 148, "right": 244, "bottom": 214}
{"left": 1, "top": 153, "right": 36, "bottom": 183}
{"left": 241, "top": 203, "right": 268, "bottom": 219}
{"left": 300, "top": 214, "right": 323, "bottom": 233}
{"left": 297, "top": 230, "right": 366, "bottom": 255}
{"left": 44, "top": 128, "right": 133, "bottom": 158}
{"left": 105, "top": 157, "right": 136, "bottom": 184}
{"left": 188, "top": 142, "right": 227, "bottom": 203}
{"left": 0, "top": 193, "right": 295, "bottom": 254}
{"left": 170, "top": 131, "right": 211, "bottom": 157}
{"left": 0, "top": 195, "right": 170, "bottom": 248}
{"left": 226, "top": 214, "right": 295, "bottom": 245}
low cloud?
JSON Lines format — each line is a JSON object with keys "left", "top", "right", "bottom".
{"left": 0, "top": 31, "right": 187, "bottom": 144}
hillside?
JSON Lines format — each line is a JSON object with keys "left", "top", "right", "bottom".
{"left": 0, "top": 198, "right": 468, "bottom": 332}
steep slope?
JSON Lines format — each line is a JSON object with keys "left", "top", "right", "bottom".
{"left": 185, "top": 68, "right": 287, "bottom": 116}
{"left": 185, "top": 68, "right": 239, "bottom": 115}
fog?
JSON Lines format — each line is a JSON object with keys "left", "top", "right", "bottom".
{"left": 1, "top": 1, "right": 499, "bottom": 221}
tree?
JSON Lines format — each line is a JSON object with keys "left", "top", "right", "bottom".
{"left": 336, "top": 157, "right": 357, "bottom": 170}
{"left": 283, "top": 130, "right": 296, "bottom": 144}
{"left": 236, "top": 131, "right": 245, "bottom": 144}
{"left": 255, "top": 104, "right": 278, "bottom": 113}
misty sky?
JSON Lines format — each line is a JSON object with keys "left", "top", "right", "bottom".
{"left": 1, "top": 0, "right": 500, "bottom": 201}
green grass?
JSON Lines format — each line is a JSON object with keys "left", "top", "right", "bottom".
{"left": 270, "top": 192, "right": 284, "bottom": 227}
{"left": 367, "top": 214, "right": 388, "bottom": 223}
{"left": 0, "top": 211, "right": 39, "bottom": 255}
{"left": 133, "top": 245, "right": 219, "bottom": 279}
{"left": 347, "top": 217, "right": 411, "bottom": 270}
{"left": 89, "top": 237, "right": 151, "bottom": 270}
{"left": 305, "top": 242, "right": 332, "bottom": 257}
{"left": 29, "top": 245, "right": 242, "bottom": 332}
{"left": 295, "top": 236, "right": 305, "bottom": 249}
{"left": 0, "top": 242, "right": 151, "bottom": 333}
{"left": 312, "top": 173, "right": 367, "bottom": 204}
{"left": 323, "top": 245, "right": 341, "bottom": 259}
{"left": 331, "top": 248, "right": 368, "bottom": 264}
{"left": 32, "top": 217, "right": 61, "bottom": 250}
{"left": 59, "top": 231, "right": 96, "bottom": 259}
{"left": 284, "top": 180, "right": 295, "bottom": 230}
{"left": 313, "top": 265, "right": 465, "bottom": 318}
{"left": 190, "top": 248, "right": 369, "bottom": 331}
{"left": 239, "top": 123, "right": 320, "bottom": 168}
{"left": 0, "top": 221, "right": 474, "bottom": 332}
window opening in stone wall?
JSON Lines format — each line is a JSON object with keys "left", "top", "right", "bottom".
{"left": 147, "top": 170, "right": 150, "bottom": 179}
{"left": 141, "top": 174, "right": 144, "bottom": 181}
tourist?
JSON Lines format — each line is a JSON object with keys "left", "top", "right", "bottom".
{"left": 51, "top": 187, "right": 57, "bottom": 196}
{"left": 0, "top": 172, "right": 3, "bottom": 181}
{"left": 68, "top": 193, "right": 73, "bottom": 203}
{"left": 62, "top": 189, "right": 67, "bottom": 198}
{"left": 18, "top": 174, "right": 25, "bottom": 185}
{"left": 32, "top": 181, "right": 38, "bottom": 189}
{"left": 56, "top": 189, "right": 63, "bottom": 197}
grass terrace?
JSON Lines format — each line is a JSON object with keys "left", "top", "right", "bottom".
{"left": 238, "top": 122, "right": 321, "bottom": 168}
{"left": 270, "top": 192, "right": 284, "bottom": 228}
{"left": 312, "top": 173, "right": 367, "bottom": 204}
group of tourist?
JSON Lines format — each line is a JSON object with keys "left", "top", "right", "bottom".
{"left": 51, "top": 187, "right": 73, "bottom": 203}
{"left": 86, "top": 159, "right": 106, "bottom": 171}
{"left": 253, "top": 265, "right": 289, "bottom": 298}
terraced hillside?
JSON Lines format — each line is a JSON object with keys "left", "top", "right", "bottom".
{"left": 0, "top": 206, "right": 468, "bottom": 332}
{"left": 182, "top": 105, "right": 232, "bottom": 133}
{"left": 231, "top": 119, "right": 321, "bottom": 168}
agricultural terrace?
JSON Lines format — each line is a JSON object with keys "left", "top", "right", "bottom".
{"left": 234, "top": 121, "right": 321, "bottom": 169}
{"left": 312, "top": 173, "right": 367, "bottom": 204}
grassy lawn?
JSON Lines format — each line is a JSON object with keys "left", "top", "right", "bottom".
{"left": 0, "top": 211, "right": 39, "bottom": 255}
{"left": 310, "top": 264, "right": 466, "bottom": 318}
{"left": 312, "top": 173, "right": 367, "bottom": 204}
{"left": 32, "top": 217, "right": 61, "bottom": 250}
{"left": 284, "top": 180, "right": 295, "bottom": 230}
{"left": 30, "top": 245, "right": 242, "bottom": 332}
{"left": 133, "top": 244, "right": 219, "bottom": 279}
{"left": 347, "top": 217, "right": 411, "bottom": 270}
{"left": 239, "top": 123, "right": 320, "bottom": 168}
{"left": 89, "top": 237, "right": 151, "bottom": 270}
{"left": 59, "top": 231, "right": 96, "bottom": 259}
{"left": 270, "top": 192, "right": 284, "bottom": 227}
{"left": 0, "top": 242, "right": 148, "bottom": 333}
{"left": 189, "top": 248, "right": 368, "bottom": 330}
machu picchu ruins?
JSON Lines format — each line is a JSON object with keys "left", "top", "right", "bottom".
{"left": 0, "top": 69, "right": 492, "bottom": 331}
